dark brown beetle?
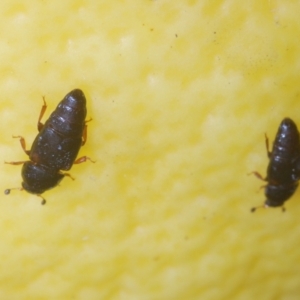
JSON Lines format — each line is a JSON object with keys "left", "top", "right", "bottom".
{"left": 251, "top": 118, "right": 300, "bottom": 212}
{"left": 5, "top": 89, "right": 94, "bottom": 204}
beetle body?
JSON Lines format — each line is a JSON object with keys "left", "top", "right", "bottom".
{"left": 29, "top": 89, "right": 86, "bottom": 171}
{"left": 251, "top": 118, "right": 300, "bottom": 212}
{"left": 5, "top": 89, "right": 93, "bottom": 204}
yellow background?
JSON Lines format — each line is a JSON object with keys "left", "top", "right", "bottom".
{"left": 0, "top": 1, "right": 300, "bottom": 299}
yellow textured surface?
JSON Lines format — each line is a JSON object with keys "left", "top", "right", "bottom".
{"left": 0, "top": 1, "right": 300, "bottom": 299}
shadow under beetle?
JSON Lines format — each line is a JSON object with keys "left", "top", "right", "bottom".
{"left": 5, "top": 89, "right": 94, "bottom": 205}
{"left": 250, "top": 118, "right": 300, "bottom": 212}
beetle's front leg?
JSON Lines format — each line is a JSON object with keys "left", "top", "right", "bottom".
{"left": 248, "top": 171, "right": 266, "bottom": 181}
{"left": 4, "top": 161, "right": 27, "bottom": 165}
{"left": 37, "top": 96, "right": 47, "bottom": 131}
{"left": 73, "top": 156, "right": 96, "bottom": 164}
{"left": 264, "top": 133, "right": 272, "bottom": 159}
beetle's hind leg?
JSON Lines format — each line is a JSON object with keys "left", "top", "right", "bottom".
{"left": 81, "top": 118, "right": 92, "bottom": 146}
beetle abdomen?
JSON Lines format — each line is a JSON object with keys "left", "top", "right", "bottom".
{"left": 267, "top": 118, "right": 300, "bottom": 183}
{"left": 47, "top": 89, "right": 86, "bottom": 137}
{"left": 271, "top": 118, "right": 300, "bottom": 163}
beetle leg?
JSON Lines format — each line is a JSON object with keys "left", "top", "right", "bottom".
{"left": 258, "top": 184, "right": 267, "bottom": 192}
{"left": 248, "top": 171, "right": 266, "bottom": 181}
{"left": 4, "top": 160, "right": 27, "bottom": 165}
{"left": 59, "top": 171, "right": 75, "bottom": 180}
{"left": 12, "top": 135, "right": 30, "bottom": 155}
{"left": 37, "top": 96, "right": 47, "bottom": 131}
{"left": 82, "top": 118, "right": 92, "bottom": 146}
{"left": 264, "top": 133, "right": 272, "bottom": 158}
{"left": 293, "top": 157, "right": 300, "bottom": 178}
{"left": 82, "top": 124, "right": 88, "bottom": 146}
{"left": 73, "top": 156, "right": 96, "bottom": 164}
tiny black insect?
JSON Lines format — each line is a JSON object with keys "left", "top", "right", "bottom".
{"left": 5, "top": 89, "right": 94, "bottom": 204}
{"left": 251, "top": 118, "right": 300, "bottom": 212}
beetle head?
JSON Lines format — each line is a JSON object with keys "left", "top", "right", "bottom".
{"left": 21, "top": 162, "right": 64, "bottom": 195}
{"left": 251, "top": 183, "right": 298, "bottom": 212}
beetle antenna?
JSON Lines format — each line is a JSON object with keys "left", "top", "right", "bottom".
{"left": 4, "top": 188, "right": 46, "bottom": 205}
{"left": 37, "top": 195, "right": 46, "bottom": 205}
{"left": 251, "top": 204, "right": 286, "bottom": 213}
{"left": 4, "top": 187, "right": 23, "bottom": 195}
{"left": 250, "top": 205, "right": 266, "bottom": 213}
